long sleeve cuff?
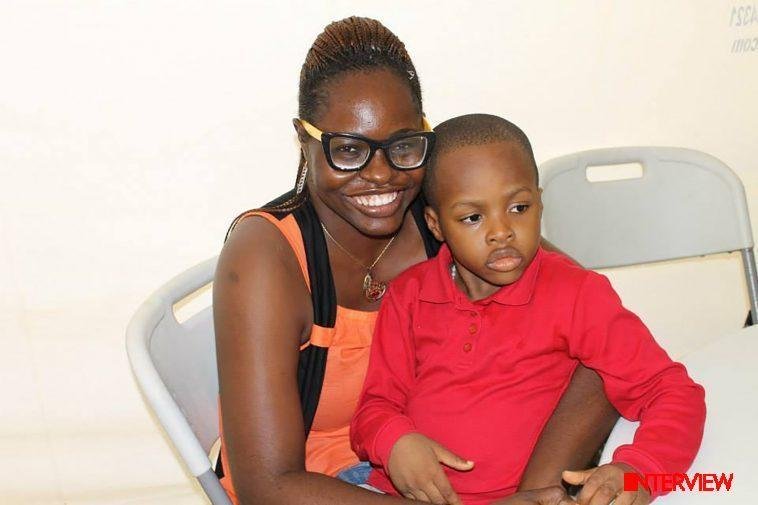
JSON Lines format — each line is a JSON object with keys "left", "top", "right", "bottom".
{"left": 372, "top": 415, "right": 417, "bottom": 468}
{"left": 612, "top": 446, "right": 666, "bottom": 499}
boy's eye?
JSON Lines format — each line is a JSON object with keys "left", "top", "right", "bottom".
{"left": 461, "top": 214, "right": 482, "bottom": 224}
{"left": 509, "top": 204, "right": 530, "bottom": 214}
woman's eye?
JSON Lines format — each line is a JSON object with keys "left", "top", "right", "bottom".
{"left": 509, "top": 204, "right": 530, "bottom": 214}
{"left": 461, "top": 214, "right": 482, "bottom": 224}
{"left": 392, "top": 142, "right": 411, "bottom": 152}
{"left": 332, "top": 142, "right": 365, "bottom": 160}
{"left": 336, "top": 144, "right": 359, "bottom": 154}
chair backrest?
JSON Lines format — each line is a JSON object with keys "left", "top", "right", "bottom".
{"left": 540, "top": 146, "right": 754, "bottom": 268}
{"left": 151, "top": 298, "right": 218, "bottom": 455}
{"left": 127, "top": 256, "right": 231, "bottom": 504}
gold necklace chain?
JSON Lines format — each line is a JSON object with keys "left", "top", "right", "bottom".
{"left": 320, "top": 223, "right": 396, "bottom": 271}
{"left": 320, "top": 222, "right": 397, "bottom": 301}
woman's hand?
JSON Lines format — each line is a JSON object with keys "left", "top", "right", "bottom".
{"left": 387, "top": 433, "right": 474, "bottom": 504}
{"left": 563, "top": 463, "right": 651, "bottom": 505}
{"left": 490, "top": 486, "right": 576, "bottom": 505}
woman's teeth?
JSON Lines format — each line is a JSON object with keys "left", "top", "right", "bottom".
{"left": 353, "top": 192, "right": 399, "bottom": 207}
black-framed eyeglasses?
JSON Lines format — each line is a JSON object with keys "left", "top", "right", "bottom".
{"left": 298, "top": 117, "right": 436, "bottom": 172}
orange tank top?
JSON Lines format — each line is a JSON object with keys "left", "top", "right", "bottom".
{"left": 219, "top": 211, "right": 377, "bottom": 502}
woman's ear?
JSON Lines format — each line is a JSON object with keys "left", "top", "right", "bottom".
{"left": 424, "top": 206, "right": 445, "bottom": 243}
{"left": 292, "top": 118, "right": 309, "bottom": 144}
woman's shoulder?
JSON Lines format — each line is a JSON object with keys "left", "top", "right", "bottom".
{"left": 214, "top": 210, "right": 312, "bottom": 346}
{"left": 223, "top": 189, "right": 304, "bottom": 242}
{"left": 218, "top": 208, "right": 308, "bottom": 292}
{"left": 224, "top": 209, "right": 294, "bottom": 253}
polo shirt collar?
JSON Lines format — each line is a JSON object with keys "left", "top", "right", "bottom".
{"left": 418, "top": 243, "right": 543, "bottom": 306}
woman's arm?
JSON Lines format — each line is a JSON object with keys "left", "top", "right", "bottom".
{"left": 521, "top": 238, "right": 619, "bottom": 489}
{"left": 214, "top": 217, "right": 411, "bottom": 505}
{"left": 518, "top": 365, "right": 619, "bottom": 490}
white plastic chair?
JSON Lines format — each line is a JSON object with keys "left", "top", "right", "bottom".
{"left": 540, "top": 146, "right": 758, "bottom": 322}
{"left": 126, "top": 256, "right": 231, "bottom": 505}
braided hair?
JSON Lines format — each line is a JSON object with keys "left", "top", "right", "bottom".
{"left": 265, "top": 16, "right": 424, "bottom": 213}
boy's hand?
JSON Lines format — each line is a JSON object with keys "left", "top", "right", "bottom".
{"left": 563, "top": 463, "right": 651, "bottom": 505}
{"left": 387, "top": 433, "right": 474, "bottom": 504}
{"left": 491, "top": 486, "right": 576, "bottom": 504}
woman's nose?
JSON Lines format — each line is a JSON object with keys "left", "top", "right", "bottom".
{"left": 359, "top": 149, "right": 394, "bottom": 185}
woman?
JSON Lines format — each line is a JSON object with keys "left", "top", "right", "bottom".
{"left": 214, "top": 16, "right": 617, "bottom": 505}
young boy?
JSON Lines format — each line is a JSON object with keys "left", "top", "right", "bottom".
{"left": 350, "top": 114, "right": 705, "bottom": 505}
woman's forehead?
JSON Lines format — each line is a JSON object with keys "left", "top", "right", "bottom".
{"left": 315, "top": 68, "right": 420, "bottom": 138}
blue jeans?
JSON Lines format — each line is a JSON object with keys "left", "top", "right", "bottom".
{"left": 337, "top": 461, "right": 372, "bottom": 485}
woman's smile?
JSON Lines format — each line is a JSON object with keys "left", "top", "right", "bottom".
{"left": 345, "top": 189, "right": 404, "bottom": 217}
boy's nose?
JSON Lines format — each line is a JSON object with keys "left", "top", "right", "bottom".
{"left": 487, "top": 218, "right": 515, "bottom": 244}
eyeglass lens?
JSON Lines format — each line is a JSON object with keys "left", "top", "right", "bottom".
{"left": 328, "top": 136, "right": 429, "bottom": 170}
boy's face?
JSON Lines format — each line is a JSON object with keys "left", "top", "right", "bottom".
{"left": 425, "top": 141, "right": 542, "bottom": 300}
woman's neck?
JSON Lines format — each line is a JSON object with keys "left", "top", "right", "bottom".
{"left": 310, "top": 194, "right": 404, "bottom": 265}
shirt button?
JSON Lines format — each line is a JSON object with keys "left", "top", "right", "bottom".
{"left": 469, "top": 311, "right": 477, "bottom": 318}
{"left": 463, "top": 342, "right": 472, "bottom": 352}
{"left": 468, "top": 324, "right": 477, "bottom": 334}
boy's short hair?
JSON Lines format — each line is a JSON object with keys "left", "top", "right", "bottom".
{"left": 424, "top": 113, "right": 539, "bottom": 208}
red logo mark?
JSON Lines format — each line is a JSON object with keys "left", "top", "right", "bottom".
{"left": 623, "top": 473, "right": 734, "bottom": 493}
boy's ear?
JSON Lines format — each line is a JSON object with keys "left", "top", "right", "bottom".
{"left": 424, "top": 206, "right": 445, "bottom": 243}
{"left": 537, "top": 187, "right": 544, "bottom": 218}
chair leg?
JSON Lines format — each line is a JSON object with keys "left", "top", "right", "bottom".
{"left": 741, "top": 248, "right": 758, "bottom": 326}
{"left": 198, "top": 469, "right": 233, "bottom": 505}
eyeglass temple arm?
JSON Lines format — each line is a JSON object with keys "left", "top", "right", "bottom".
{"left": 298, "top": 119, "right": 323, "bottom": 140}
{"left": 422, "top": 116, "right": 433, "bottom": 132}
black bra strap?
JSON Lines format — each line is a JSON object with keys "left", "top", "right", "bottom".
{"left": 293, "top": 199, "right": 337, "bottom": 328}
{"left": 292, "top": 198, "right": 335, "bottom": 434}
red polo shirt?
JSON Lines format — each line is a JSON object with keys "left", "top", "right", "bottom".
{"left": 350, "top": 245, "right": 705, "bottom": 504}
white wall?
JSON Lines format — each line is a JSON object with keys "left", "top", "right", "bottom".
{"left": 1, "top": 1, "right": 756, "bottom": 503}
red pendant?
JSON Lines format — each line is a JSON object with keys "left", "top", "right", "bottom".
{"left": 363, "top": 272, "right": 387, "bottom": 302}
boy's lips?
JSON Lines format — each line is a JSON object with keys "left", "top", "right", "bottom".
{"left": 486, "top": 247, "right": 523, "bottom": 272}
